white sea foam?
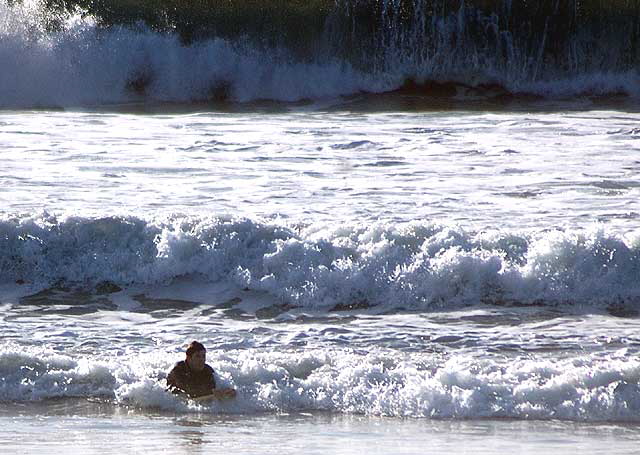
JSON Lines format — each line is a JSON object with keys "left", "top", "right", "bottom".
{"left": 3, "top": 3, "right": 640, "bottom": 440}
{"left": 1, "top": 214, "right": 640, "bottom": 311}
{"left": 2, "top": 344, "right": 640, "bottom": 421}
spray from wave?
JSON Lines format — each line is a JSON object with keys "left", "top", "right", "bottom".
{"left": 2, "top": 0, "right": 640, "bottom": 108}
{"left": 0, "top": 0, "right": 383, "bottom": 107}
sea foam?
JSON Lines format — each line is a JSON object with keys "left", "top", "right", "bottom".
{"left": 2, "top": 213, "right": 640, "bottom": 312}
{"left": 2, "top": 343, "right": 640, "bottom": 421}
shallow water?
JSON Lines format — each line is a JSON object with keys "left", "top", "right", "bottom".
{"left": 2, "top": 106, "right": 640, "bottom": 446}
{"left": 3, "top": 402, "right": 640, "bottom": 455}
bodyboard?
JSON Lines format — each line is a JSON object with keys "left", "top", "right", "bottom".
{"left": 191, "top": 393, "right": 220, "bottom": 403}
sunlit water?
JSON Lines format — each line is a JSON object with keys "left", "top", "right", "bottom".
{"left": 2, "top": 103, "right": 640, "bottom": 453}
{"left": 3, "top": 403, "right": 640, "bottom": 455}
{"left": 2, "top": 107, "right": 639, "bottom": 229}
{"left": 3, "top": 0, "right": 640, "bottom": 451}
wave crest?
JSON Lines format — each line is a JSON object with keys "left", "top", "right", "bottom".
{"left": 2, "top": 0, "right": 640, "bottom": 108}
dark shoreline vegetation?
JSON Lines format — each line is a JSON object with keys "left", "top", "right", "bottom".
{"left": 11, "top": 0, "right": 640, "bottom": 100}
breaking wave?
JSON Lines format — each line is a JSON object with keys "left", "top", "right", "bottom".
{"left": 2, "top": 213, "right": 640, "bottom": 312}
{"left": 2, "top": 0, "right": 640, "bottom": 108}
{"left": 2, "top": 343, "right": 640, "bottom": 421}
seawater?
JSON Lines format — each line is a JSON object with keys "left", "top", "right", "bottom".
{"left": 2, "top": 1, "right": 640, "bottom": 453}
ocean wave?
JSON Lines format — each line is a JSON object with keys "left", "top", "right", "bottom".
{"left": 0, "top": 1, "right": 382, "bottom": 107}
{"left": 2, "top": 213, "right": 640, "bottom": 312}
{"left": 2, "top": 0, "right": 640, "bottom": 108}
{"left": 3, "top": 344, "right": 640, "bottom": 421}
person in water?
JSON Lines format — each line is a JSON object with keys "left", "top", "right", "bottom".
{"left": 167, "top": 341, "right": 236, "bottom": 399}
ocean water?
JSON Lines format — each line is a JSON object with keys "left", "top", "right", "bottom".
{"left": 2, "top": 0, "right": 640, "bottom": 453}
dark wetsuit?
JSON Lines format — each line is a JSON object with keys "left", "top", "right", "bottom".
{"left": 166, "top": 361, "right": 216, "bottom": 398}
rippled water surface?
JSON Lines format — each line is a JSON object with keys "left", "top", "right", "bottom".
{"left": 2, "top": 109, "right": 639, "bottom": 230}
{"left": 2, "top": 105, "right": 640, "bottom": 453}
{"left": 4, "top": 0, "right": 640, "bottom": 452}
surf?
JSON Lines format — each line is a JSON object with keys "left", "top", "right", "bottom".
{"left": 2, "top": 213, "right": 640, "bottom": 314}
{"left": 2, "top": 0, "right": 640, "bottom": 109}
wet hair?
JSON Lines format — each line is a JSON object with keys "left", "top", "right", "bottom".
{"left": 185, "top": 341, "right": 206, "bottom": 357}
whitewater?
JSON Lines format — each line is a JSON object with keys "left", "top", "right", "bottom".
{"left": 2, "top": 1, "right": 640, "bottom": 454}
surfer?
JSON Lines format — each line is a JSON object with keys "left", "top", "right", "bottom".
{"left": 166, "top": 341, "right": 236, "bottom": 399}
